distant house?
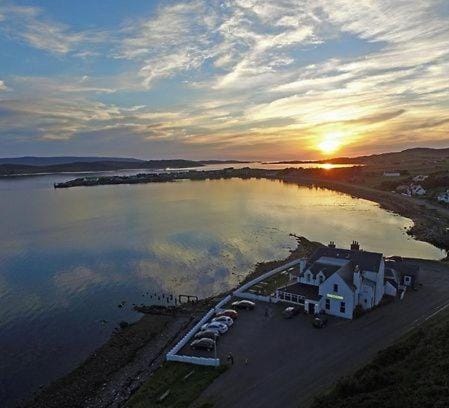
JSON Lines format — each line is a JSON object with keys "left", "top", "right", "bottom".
{"left": 438, "top": 190, "right": 449, "bottom": 204}
{"left": 276, "top": 242, "right": 385, "bottom": 319}
{"left": 396, "top": 184, "right": 426, "bottom": 197}
{"left": 413, "top": 175, "right": 428, "bottom": 182}
{"left": 410, "top": 184, "right": 426, "bottom": 196}
{"left": 385, "top": 260, "right": 419, "bottom": 289}
{"left": 383, "top": 172, "right": 401, "bottom": 177}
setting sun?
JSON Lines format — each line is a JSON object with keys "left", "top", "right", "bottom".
{"left": 317, "top": 132, "right": 343, "bottom": 155}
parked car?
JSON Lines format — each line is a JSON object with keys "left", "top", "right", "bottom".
{"left": 282, "top": 306, "right": 301, "bottom": 319}
{"left": 215, "top": 309, "right": 238, "bottom": 319}
{"left": 312, "top": 316, "right": 328, "bottom": 328}
{"left": 231, "top": 300, "right": 255, "bottom": 310}
{"left": 212, "top": 316, "right": 234, "bottom": 327}
{"left": 190, "top": 338, "right": 216, "bottom": 351}
{"left": 194, "top": 330, "right": 219, "bottom": 341}
{"left": 201, "top": 321, "right": 229, "bottom": 334}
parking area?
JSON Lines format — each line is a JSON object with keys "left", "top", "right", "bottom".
{"left": 192, "top": 260, "right": 449, "bottom": 408}
{"left": 178, "top": 300, "right": 328, "bottom": 361}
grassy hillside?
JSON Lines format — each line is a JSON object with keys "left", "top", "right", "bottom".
{"left": 125, "top": 363, "right": 226, "bottom": 408}
{"left": 311, "top": 309, "right": 449, "bottom": 408}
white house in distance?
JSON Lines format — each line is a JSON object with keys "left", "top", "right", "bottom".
{"left": 276, "top": 242, "right": 386, "bottom": 319}
{"left": 410, "top": 184, "right": 426, "bottom": 196}
{"left": 438, "top": 190, "right": 449, "bottom": 204}
{"left": 413, "top": 175, "right": 428, "bottom": 182}
{"left": 383, "top": 171, "right": 401, "bottom": 177}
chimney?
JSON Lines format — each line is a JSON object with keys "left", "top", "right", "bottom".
{"left": 328, "top": 241, "right": 336, "bottom": 248}
{"left": 350, "top": 241, "right": 360, "bottom": 251}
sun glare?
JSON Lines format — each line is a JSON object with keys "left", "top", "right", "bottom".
{"left": 317, "top": 132, "right": 343, "bottom": 155}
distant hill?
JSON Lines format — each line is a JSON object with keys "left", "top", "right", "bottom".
{"left": 275, "top": 147, "right": 449, "bottom": 165}
{"left": 0, "top": 159, "right": 203, "bottom": 176}
{"left": 0, "top": 156, "right": 145, "bottom": 166}
{"left": 199, "top": 160, "right": 251, "bottom": 164}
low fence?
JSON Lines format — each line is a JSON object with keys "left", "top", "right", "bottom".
{"left": 166, "top": 259, "right": 303, "bottom": 367}
{"left": 233, "top": 259, "right": 301, "bottom": 302}
{"left": 165, "top": 294, "right": 232, "bottom": 367}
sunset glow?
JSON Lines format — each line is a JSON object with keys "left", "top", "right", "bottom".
{"left": 318, "top": 132, "right": 344, "bottom": 155}
{"left": 0, "top": 1, "right": 448, "bottom": 160}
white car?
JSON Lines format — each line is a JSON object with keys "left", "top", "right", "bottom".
{"left": 212, "top": 316, "right": 233, "bottom": 327}
{"left": 201, "top": 321, "right": 228, "bottom": 334}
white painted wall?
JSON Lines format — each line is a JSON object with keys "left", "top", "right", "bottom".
{"left": 318, "top": 273, "right": 354, "bottom": 319}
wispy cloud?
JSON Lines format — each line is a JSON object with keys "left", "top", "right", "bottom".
{"left": 0, "top": 0, "right": 448, "bottom": 159}
{"left": 0, "top": 4, "right": 107, "bottom": 55}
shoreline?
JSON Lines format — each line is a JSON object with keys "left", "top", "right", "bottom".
{"left": 282, "top": 174, "right": 449, "bottom": 254}
{"left": 22, "top": 237, "right": 321, "bottom": 408}
{"left": 54, "top": 167, "right": 449, "bottom": 253}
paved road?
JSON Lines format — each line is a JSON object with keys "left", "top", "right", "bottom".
{"left": 193, "top": 260, "right": 449, "bottom": 408}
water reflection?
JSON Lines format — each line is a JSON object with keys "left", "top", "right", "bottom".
{"left": 0, "top": 177, "right": 443, "bottom": 406}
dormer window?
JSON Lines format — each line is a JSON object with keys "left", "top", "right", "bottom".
{"left": 319, "top": 275, "right": 324, "bottom": 283}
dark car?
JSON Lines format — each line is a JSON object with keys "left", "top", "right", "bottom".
{"left": 312, "top": 316, "right": 328, "bottom": 328}
{"left": 194, "top": 330, "right": 219, "bottom": 341}
{"left": 190, "top": 338, "right": 216, "bottom": 351}
{"left": 215, "top": 309, "right": 238, "bottom": 319}
{"left": 282, "top": 306, "right": 301, "bottom": 319}
{"left": 231, "top": 300, "right": 255, "bottom": 310}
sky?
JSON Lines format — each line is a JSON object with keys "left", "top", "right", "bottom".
{"left": 0, "top": 0, "right": 448, "bottom": 160}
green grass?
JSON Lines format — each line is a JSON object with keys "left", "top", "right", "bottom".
{"left": 311, "top": 309, "right": 449, "bottom": 408}
{"left": 125, "top": 362, "right": 227, "bottom": 408}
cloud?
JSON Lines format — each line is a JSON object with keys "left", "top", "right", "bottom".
{"left": 0, "top": 80, "right": 7, "bottom": 91}
{"left": 0, "top": 0, "right": 448, "bottom": 159}
{"left": 0, "top": 4, "right": 107, "bottom": 55}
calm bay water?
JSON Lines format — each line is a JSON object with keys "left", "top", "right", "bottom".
{"left": 0, "top": 173, "right": 443, "bottom": 406}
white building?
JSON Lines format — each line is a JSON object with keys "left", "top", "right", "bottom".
{"left": 410, "top": 184, "right": 426, "bottom": 196}
{"left": 413, "top": 175, "right": 428, "bottom": 182}
{"left": 383, "top": 172, "right": 401, "bottom": 177}
{"left": 438, "top": 191, "right": 449, "bottom": 204}
{"left": 276, "top": 242, "right": 385, "bottom": 319}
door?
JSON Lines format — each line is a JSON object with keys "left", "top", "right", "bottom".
{"left": 308, "top": 302, "right": 315, "bottom": 314}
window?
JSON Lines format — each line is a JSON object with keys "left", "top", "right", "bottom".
{"left": 319, "top": 275, "right": 324, "bottom": 283}
{"left": 325, "top": 298, "right": 330, "bottom": 310}
{"left": 333, "top": 284, "right": 338, "bottom": 292}
{"left": 340, "top": 302, "right": 346, "bottom": 313}
{"left": 307, "top": 273, "right": 311, "bottom": 282}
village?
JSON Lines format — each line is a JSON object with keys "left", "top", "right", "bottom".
{"left": 382, "top": 171, "right": 449, "bottom": 204}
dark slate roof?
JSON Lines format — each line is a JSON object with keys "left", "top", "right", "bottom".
{"left": 307, "top": 247, "right": 383, "bottom": 273}
{"left": 279, "top": 282, "right": 321, "bottom": 301}
{"left": 385, "top": 276, "right": 399, "bottom": 289}
{"left": 309, "top": 262, "right": 340, "bottom": 278}
{"left": 385, "top": 260, "right": 419, "bottom": 277}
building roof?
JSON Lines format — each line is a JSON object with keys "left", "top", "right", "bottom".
{"left": 385, "top": 260, "right": 419, "bottom": 277}
{"left": 385, "top": 276, "right": 399, "bottom": 289}
{"left": 307, "top": 247, "right": 383, "bottom": 273}
{"left": 309, "top": 262, "right": 341, "bottom": 278}
{"left": 278, "top": 282, "right": 321, "bottom": 301}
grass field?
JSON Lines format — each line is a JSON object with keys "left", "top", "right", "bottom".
{"left": 311, "top": 309, "right": 449, "bottom": 408}
{"left": 125, "top": 362, "right": 227, "bottom": 408}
